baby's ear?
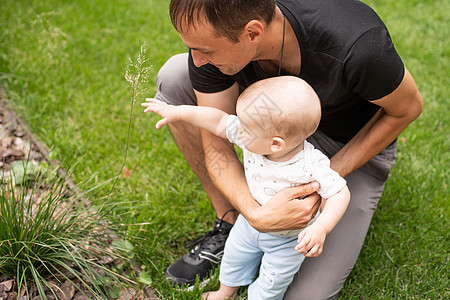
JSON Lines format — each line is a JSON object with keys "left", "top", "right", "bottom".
{"left": 271, "top": 137, "right": 285, "bottom": 153}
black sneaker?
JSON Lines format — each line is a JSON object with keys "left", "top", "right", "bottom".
{"left": 165, "top": 217, "right": 233, "bottom": 290}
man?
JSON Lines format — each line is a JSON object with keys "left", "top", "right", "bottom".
{"left": 154, "top": 0, "right": 423, "bottom": 298}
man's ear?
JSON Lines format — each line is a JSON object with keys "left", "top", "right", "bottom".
{"left": 271, "top": 137, "right": 285, "bottom": 153}
{"left": 243, "top": 20, "right": 264, "bottom": 43}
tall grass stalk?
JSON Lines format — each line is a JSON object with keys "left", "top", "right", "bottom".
{"left": 108, "top": 44, "right": 151, "bottom": 199}
{"left": 0, "top": 162, "right": 133, "bottom": 299}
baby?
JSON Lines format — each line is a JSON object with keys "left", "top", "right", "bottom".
{"left": 142, "top": 76, "right": 350, "bottom": 299}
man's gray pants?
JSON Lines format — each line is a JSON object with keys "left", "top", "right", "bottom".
{"left": 154, "top": 53, "right": 397, "bottom": 300}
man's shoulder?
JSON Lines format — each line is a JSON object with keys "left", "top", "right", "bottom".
{"left": 279, "top": 0, "right": 387, "bottom": 59}
{"left": 279, "top": 0, "right": 383, "bottom": 26}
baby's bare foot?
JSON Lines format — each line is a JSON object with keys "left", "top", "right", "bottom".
{"left": 202, "top": 291, "right": 235, "bottom": 300}
{"left": 202, "top": 291, "right": 216, "bottom": 300}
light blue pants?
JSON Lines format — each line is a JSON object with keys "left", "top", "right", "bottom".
{"left": 220, "top": 214, "right": 305, "bottom": 300}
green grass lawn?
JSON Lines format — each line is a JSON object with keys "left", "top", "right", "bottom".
{"left": 1, "top": 0, "right": 448, "bottom": 298}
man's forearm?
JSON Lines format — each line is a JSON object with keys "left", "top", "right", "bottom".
{"left": 331, "top": 69, "right": 423, "bottom": 178}
{"left": 200, "top": 130, "right": 260, "bottom": 216}
{"left": 331, "top": 109, "right": 400, "bottom": 177}
{"left": 193, "top": 84, "right": 263, "bottom": 223}
{"left": 332, "top": 107, "right": 420, "bottom": 178}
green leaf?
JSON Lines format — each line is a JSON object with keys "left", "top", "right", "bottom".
{"left": 111, "top": 239, "right": 135, "bottom": 257}
{"left": 10, "top": 160, "right": 37, "bottom": 184}
{"left": 137, "top": 270, "right": 152, "bottom": 285}
{"left": 106, "top": 285, "right": 121, "bottom": 299}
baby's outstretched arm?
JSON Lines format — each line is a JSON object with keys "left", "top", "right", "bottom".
{"left": 141, "top": 98, "right": 229, "bottom": 138}
{"left": 295, "top": 185, "right": 350, "bottom": 257}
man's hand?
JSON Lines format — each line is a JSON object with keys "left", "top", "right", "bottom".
{"left": 141, "top": 98, "right": 181, "bottom": 129}
{"left": 295, "top": 223, "right": 327, "bottom": 257}
{"left": 245, "top": 182, "right": 321, "bottom": 232}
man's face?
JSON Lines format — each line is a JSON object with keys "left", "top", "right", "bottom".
{"left": 179, "top": 21, "right": 256, "bottom": 75}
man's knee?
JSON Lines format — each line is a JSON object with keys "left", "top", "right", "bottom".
{"left": 156, "top": 53, "right": 189, "bottom": 90}
{"left": 286, "top": 284, "right": 340, "bottom": 300}
{"left": 155, "top": 53, "right": 196, "bottom": 106}
{"left": 285, "top": 269, "right": 342, "bottom": 300}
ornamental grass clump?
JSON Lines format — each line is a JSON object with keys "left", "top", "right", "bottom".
{"left": 0, "top": 162, "right": 133, "bottom": 299}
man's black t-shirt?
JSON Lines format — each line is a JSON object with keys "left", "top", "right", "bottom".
{"left": 188, "top": 0, "right": 405, "bottom": 143}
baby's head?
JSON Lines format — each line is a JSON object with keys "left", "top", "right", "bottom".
{"left": 236, "top": 76, "right": 321, "bottom": 156}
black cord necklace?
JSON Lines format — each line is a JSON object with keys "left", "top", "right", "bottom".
{"left": 278, "top": 14, "right": 286, "bottom": 76}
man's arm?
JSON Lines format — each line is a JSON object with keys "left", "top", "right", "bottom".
{"left": 195, "top": 83, "right": 321, "bottom": 232}
{"left": 331, "top": 68, "right": 423, "bottom": 177}
{"left": 142, "top": 98, "right": 229, "bottom": 139}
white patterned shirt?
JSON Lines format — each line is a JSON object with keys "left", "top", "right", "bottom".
{"left": 226, "top": 115, "right": 346, "bottom": 235}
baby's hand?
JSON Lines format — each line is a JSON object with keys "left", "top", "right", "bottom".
{"left": 295, "top": 223, "right": 327, "bottom": 257}
{"left": 141, "top": 98, "right": 180, "bottom": 129}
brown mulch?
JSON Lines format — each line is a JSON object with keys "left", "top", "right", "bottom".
{"left": 0, "top": 89, "right": 158, "bottom": 300}
{"left": 0, "top": 103, "right": 46, "bottom": 175}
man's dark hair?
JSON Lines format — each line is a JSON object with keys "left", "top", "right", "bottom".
{"left": 170, "top": 0, "right": 276, "bottom": 43}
